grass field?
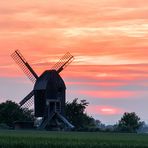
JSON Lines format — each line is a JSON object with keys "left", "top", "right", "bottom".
{"left": 0, "top": 130, "right": 148, "bottom": 148}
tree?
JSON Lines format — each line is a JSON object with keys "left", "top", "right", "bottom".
{"left": 65, "top": 98, "right": 95, "bottom": 129}
{"left": 117, "top": 112, "right": 143, "bottom": 133}
{"left": 0, "top": 100, "right": 34, "bottom": 127}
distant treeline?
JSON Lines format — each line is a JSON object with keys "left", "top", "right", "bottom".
{"left": 0, "top": 99, "right": 144, "bottom": 133}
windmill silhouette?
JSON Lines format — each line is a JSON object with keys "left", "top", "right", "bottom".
{"left": 11, "top": 50, "right": 74, "bottom": 130}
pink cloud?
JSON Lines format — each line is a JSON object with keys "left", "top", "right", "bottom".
{"left": 78, "top": 90, "right": 139, "bottom": 99}
{"left": 86, "top": 105, "right": 124, "bottom": 115}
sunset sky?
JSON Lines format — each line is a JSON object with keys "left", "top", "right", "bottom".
{"left": 0, "top": 0, "right": 148, "bottom": 124}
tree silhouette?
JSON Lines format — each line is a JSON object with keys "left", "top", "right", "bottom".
{"left": 118, "top": 112, "right": 143, "bottom": 133}
{"left": 0, "top": 100, "right": 33, "bottom": 127}
{"left": 65, "top": 98, "right": 95, "bottom": 129}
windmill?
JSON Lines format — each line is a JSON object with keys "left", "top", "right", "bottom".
{"left": 11, "top": 50, "right": 74, "bottom": 130}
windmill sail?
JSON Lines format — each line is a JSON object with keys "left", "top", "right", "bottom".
{"left": 11, "top": 50, "right": 38, "bottom": 83}
{"left": 51, "top": 52, "right": 74, "bottom": 73}
{"left": 21, "top": 97, "right": 34, "bottom": 109}
{"left": 19, "top": 90, "right": 34, "bottom": 107}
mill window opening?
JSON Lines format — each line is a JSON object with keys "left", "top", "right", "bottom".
{"left": 48, "top": 100, "right": 61, "bottom": 113}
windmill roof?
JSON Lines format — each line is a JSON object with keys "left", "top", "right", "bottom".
{"left": 34, "top": 70, "right": 65, "bottom": 90}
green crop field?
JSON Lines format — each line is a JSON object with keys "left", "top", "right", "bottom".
{"left": 0, "top": 130, "right": 148, "bottom": 148}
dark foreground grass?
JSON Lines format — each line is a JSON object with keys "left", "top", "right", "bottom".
{"left": 0, "top": 130, "right": 148, "bottom": 148}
